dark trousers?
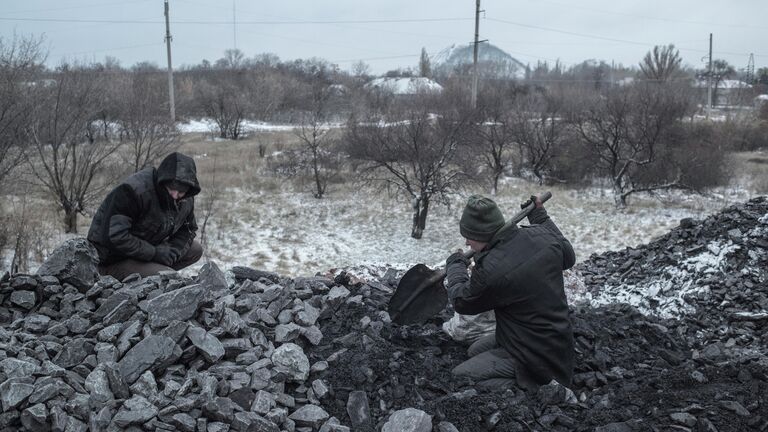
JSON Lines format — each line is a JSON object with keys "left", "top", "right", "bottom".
{"left": 452, "top": 333, "right": 520, "bottom": 391}
{"left": 98, "top": 241, "right": 203, "bottom": 281}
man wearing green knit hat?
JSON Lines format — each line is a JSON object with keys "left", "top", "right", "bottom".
{"left": 445, "top": 194, "right": 576, "bottom": 390}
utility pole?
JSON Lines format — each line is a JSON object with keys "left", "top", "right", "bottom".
{"left": 233, "top": 0, "right": 237, "bottom": 50}
{"left": 164, "top": 0, "right": 176, "bottom": 122}
{"left": 470, "top": 0, "right": 481, "bottom": 109}
{"left": 746, "top": 53, "right": 755, "bottom": 84}
{"left": 706, "top": 33, "right": 713, "bottom": 118}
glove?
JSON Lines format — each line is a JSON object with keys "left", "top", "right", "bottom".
{"left": 520, "top": 195, "right": 542, "bottom": 210}
{"left": 446, "top": 251, "right": 469, "bottom": 267}
{"left": 153, "top": 244, "right": 179, "bottom": 267}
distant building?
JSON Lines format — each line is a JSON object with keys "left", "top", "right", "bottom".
{"left": 364, "top": 77, "right": 443, "bottom": 96}
{"left": 694, "top": 79, "right": 752, "bottom": 106}
{"left": 754, "top": 94, "right": 768, "bottom": 108}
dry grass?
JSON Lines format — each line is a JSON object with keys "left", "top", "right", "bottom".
{"left": 729, "top": 150, "right": 768, "bottom": 195}
{"left": 1, "top": 130, "right": 766, "bottom": 275}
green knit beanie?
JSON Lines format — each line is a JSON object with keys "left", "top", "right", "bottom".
{"left": 460, "top": 195, "right": 505, "bottom": 242}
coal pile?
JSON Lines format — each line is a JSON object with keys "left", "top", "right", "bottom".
{"left": 0, "top": 196, "right": 765, "bottom": 431}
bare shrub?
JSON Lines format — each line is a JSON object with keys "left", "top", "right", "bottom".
{"left": 26, "top": 62, "right": 124, "bottom": 233}
{"left": 0, "top": 34, "right": 45, "bottom": 193}
{"left": 344, "top": 92, "right": 471, "bottom": 239}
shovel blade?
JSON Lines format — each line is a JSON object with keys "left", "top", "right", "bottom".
{"left": 388, "top": 263, "right": 448, "bottom": 325}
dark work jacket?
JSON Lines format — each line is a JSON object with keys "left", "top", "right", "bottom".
{"left": 87, "top": 152, "right": 201, "bottom": 265}
{"left": 446, "top": 207, "right": 576, "bottom": 387}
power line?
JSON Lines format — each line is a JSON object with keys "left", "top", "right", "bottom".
{"left": 0, "top": 16, "right": 471, "bottom": 25}
{"left": 4, "top": 0, "right": 152, "bottom": 15}
{"left": 486, "top": 17, "right": 767, "bottom": 58}
{"left": 529, "top": 0, "right": 768, "bottom": 31}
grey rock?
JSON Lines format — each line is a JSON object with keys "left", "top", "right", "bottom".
{"left": 437, "top": 421, "right": 460, "bottom": 432}
{"left": 20, "top": 403, "right": 48, "bottom": 431}
{"left": 157, "top": 320, "right": 190, "bottom": 343}
{"left": 112, "top": 395, "right": 158, "bottom": 427}
{"left": 102, "top": 301, "right": 138, "bottom": 327}
{"left": 300, "top": 326, "right": 323, "bottom": 345}
{"left": 206, "top": 421, "right": 229, "bottom": 432}
{"left": 594, "top": 422, "right": 634, "bottom": 432}
{"left": 325, "top": 286, "right": 350, "bottom": 309}
{"left": 171, "top": 413, "right": 196, "bottom": 432}
{"left": 319, "top": 417, "right": 351, "bottom": 432}
{"left": 116, "top": 320, "right": 143, "bottom": 357}
{"left": 104, "top": 362, "right": 131, "bottom": 400}
{"left": 130, "top": 370, "right": 159, "bottom": 401}
{"left": 93, "top": 291, "right": 135, "bottom": 322}
{"left": 36, "top": 238, "right": 99, "bottom": 292}
{"left": 202, "top": 396, "right": 236, "bottom": 423}
{"left": 294, "top": 303, "right": 320, "bottom": 326}
{"left": 251, "top": 390, "right": 276, "bottom": 415}
{"left": 382, "top": 408, "right": 431, "bottom": 432}
{"left": 117, "top": 335, "right": 180, "bottom": 383}
{"left": 23, "top": 313, "right": 51, "bottom": 333}
{"left": 10, "top": 290, "right": 37, "bottom": 310}
{"left": 53, "top": 338, "right": 94, "bottom": 368}
{"left": 146, "top": 284, "right": 207, "bottom": 328}
{"left": 186, "top": 326, "right": 225, "bottom": 362}
{"left": 96, "top": 343, "right": 119, "bottom": 364}
{"left": 288, "top": 404, "right": 329, "bottom": 428}
{"left": 346, "top": 391, "right": 371, "bottom": 429}
{"left": 97, "top": 323, "right": 124, "bottom": 342}
{"left": 231, "top": 411, "right": 280, "bottom": 432}
{"left": 720, "top": 400, "right": 750, "bottom": 416}
{"left": 311, "top": 379, "right": 329, "bottom": 399}
{"left": 274, "top": 323, "right": 302, "bottom": 343}
{"left": 231, "top": 266, "right": 280, "bottom": 284}
{"left": 670, "top": 412, "right": 697, "bottom": 427}
{"left": 0, "top": 377, "right": 35, "bottom": 410}
{"left": 84, "top": 368, "right": 114, "bottom": 405}
{"left": 271, "top": 343, "right": 310, "bottom": 382}
{"left": 0, "top": 358, "right": 40, "bottom": 379}
{"left": 198, "top": 262, "right": 229, "bottom": 296}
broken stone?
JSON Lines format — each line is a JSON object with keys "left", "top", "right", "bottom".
{"left": 382, "top": 408, "right": 431, "bottom": 432}
{"left": 271, "top": 343, "right": 310, "bottom": 382}
{"left": 288, "top": 404, "right": 329, "bottom": 429}
{"left": 186, "top": 325, "right": 225, "bottom": 362}
{"left": 36, "top": 238, "right": 99, "bottom": 292}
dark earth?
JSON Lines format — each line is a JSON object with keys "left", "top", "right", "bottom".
{"left": 310, "top": 196, "right": 768, "bottom": 431}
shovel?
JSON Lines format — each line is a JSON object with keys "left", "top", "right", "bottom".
{"left": 388, "top": 191, "right": 553, "bottom": 324}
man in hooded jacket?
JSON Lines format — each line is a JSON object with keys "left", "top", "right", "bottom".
{"left": 88, "top": 152, "right": 203, "bottom": 280}
{"left": 445, "top": 194, "right": 575, "bottom": 390}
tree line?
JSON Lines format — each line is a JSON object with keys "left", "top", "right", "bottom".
{"left": 1, "top": 34, "right": 767, "bottom": 242}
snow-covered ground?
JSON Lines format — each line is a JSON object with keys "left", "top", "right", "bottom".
{"left": 196, "top": 176, "right": 750, "bottom": 279}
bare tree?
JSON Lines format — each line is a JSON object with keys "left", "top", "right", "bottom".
{"left": 195, "top": 72, "right": 249, "bottom": 139}
{"left": 0, "top": 34, "right": 45, "bottom": 191}
{"left": 26, "top": 63, "right": 123, "bottom": 233}
{"left": 294, "top": 84, "right": 340, "bottom": 198}
{"left": 710, "top": 59, "right": 735, "bottom": 106}
{"left": 119, "top": 66, "right": 180, "bottom": 171}
{"left": 472, "top": 84, "right": 518, "bottom": 194}
{"left": 511, "top": 89, "right": 569, "bottom": 185}
{"left": 570, "top": 82, "right": 693, "bottom": 206}
{"left": 345, "top": 96, "right": 470, "bottom": 239}
{"left": 639, "top": 44, "right": 683, "bottom": 82}
{"left": 419, "top": 47, "right": 432, "bottom": 78}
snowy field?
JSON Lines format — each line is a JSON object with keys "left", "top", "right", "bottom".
{"left": 3, "top": 126, "right": 766, "bottom": 283}
{"left": 196, "top": 175, "right": 754, "bottom": 279}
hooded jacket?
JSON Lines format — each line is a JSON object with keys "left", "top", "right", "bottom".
{"left": 87, "top": 152, "right": 201, "bottom": 265}
{"left": 445, "top": 207, "right": 576, "bottom": 387}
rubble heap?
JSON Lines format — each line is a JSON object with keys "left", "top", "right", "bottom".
{"left": 0, "top": 196, "right": 765, "bottom": 431}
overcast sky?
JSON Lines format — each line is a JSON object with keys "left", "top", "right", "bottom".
{"left": 2, "top": 0, "right": 766, "bottom": 74}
